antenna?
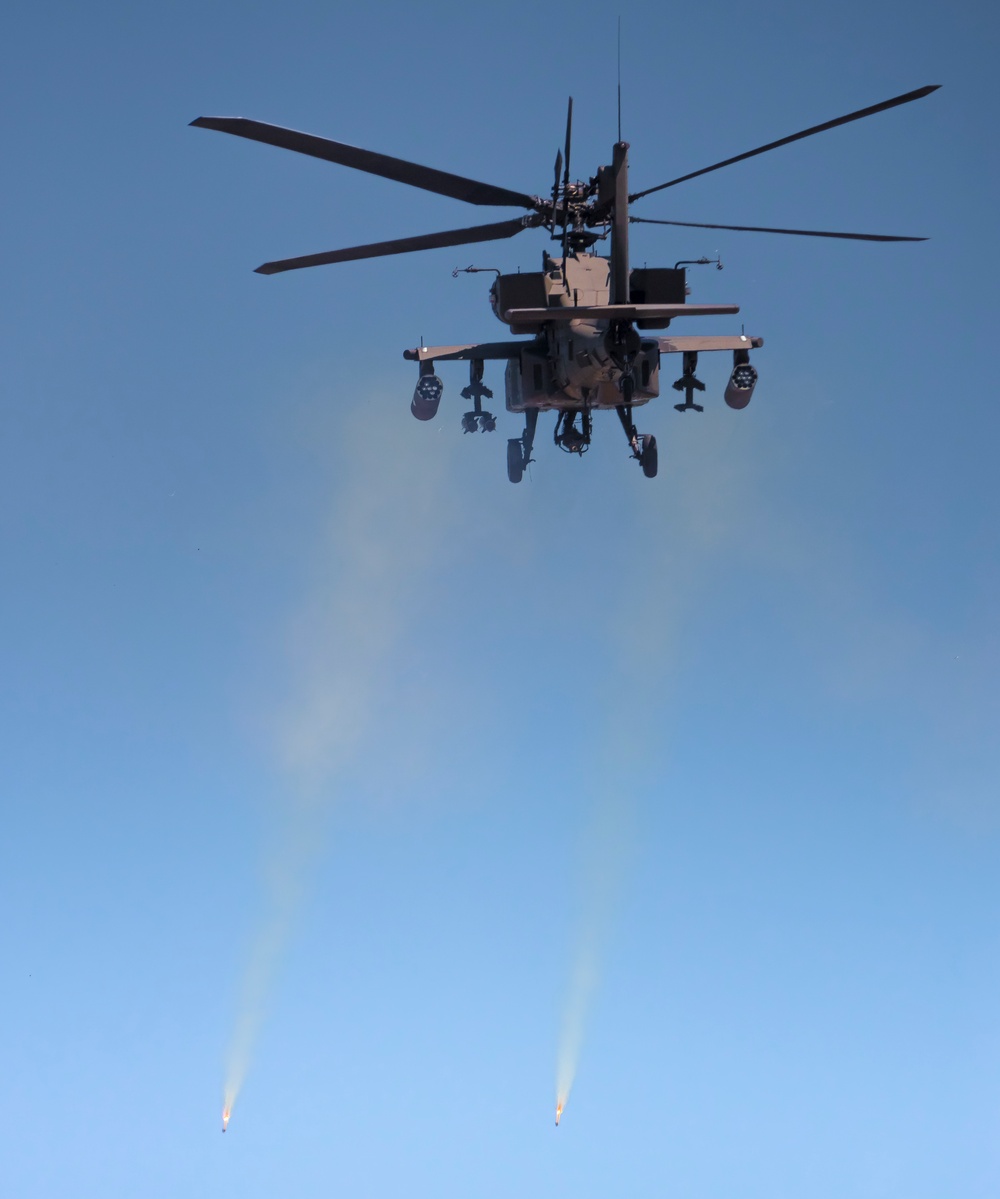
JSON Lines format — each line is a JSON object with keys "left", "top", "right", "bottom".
{"left": 617, "top": 16, "right": 622, "bottom": 141}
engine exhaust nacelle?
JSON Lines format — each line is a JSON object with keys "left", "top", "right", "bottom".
{"left": 724, "top": 348, "right": 758, "bottom": 410}
{"left": 411, "top": 364, "right": 443, "bottom": 421}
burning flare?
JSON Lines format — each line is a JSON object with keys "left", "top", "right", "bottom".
{"left": 221, "top": 1106, "right": 231, "bottom": 1133}
{"left": 555, "top": 1101, "right": 564, "bottom": 1127}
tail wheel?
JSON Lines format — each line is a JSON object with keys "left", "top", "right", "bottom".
{"left": 507, "top": 439, "right": 524, "bottom": 484}
{"left": 640, "top": 434, "right": 658, "bottom": 479}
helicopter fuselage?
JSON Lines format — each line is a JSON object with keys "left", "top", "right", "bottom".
{"left": 495, "top": 251, "right": 663, "bottom": 413}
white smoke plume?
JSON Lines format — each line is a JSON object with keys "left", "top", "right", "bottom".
{"left": 222, "top": 397, "right": 453, "bottom": 1122}
{"left": 555, "top": 782, "right": 633, "bottom": 1116}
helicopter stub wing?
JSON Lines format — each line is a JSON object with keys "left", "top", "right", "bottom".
{"left": 403, "top": 342, "right": 530, "bottom": 363}
{"left": 503, "top": 304, "right": 739, "bottom": 324}
{"left": 658, "top": 335, "right": 764, "bottom": 353}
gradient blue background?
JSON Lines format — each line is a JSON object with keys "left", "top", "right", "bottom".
{"left": 2, "top": 1, "right": 997, "bottom": 1195}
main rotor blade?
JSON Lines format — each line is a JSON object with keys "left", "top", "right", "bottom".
{"left": 561, "top": 98, "right": 573, "bottom": 268}
{"left": 191, "top": 116, "right": 537, "bottom": 209}
{"left": 631, "top": 216, "right": 927, "bottom": 242}
{"left": 629, "top": 84, "right": 940, "bottom": 202}
{"left": 562, "top": 98, "right": 573, "bottom": 194}
{"left": 255, "top": 217, "right": 533, "bottom": 275}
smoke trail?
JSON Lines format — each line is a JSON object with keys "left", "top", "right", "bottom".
{"left": 220, "top": 711, "right": 324, "bottom": 1125}
{"left": 554, "top": 770, "right": 634, "bottom": 1118}
{"left": 554, "top": 898, "right": 602, "bottom": 1113}
{"left": 223, "top": 808, "right": 318, "bottom": 1122}
{"left": 221, "top": 398, "right": 452, "bottom": 1122}
{"left": 552, "top": 464, "right": 699, "bottom": 1121}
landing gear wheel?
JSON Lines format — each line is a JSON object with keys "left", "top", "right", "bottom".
{"left": 640, "top": 434, "right": 658, "bottom": 479}
{"left": 507, "top": 438, "right": 524, "bottom": 484}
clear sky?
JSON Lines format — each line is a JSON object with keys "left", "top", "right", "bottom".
{"left": 2, "top": 1, "right": 998, "bottom": 1195}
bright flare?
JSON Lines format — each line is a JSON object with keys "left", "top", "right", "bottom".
{"left": 555, "top": 1101, "right": 563, "bottom": 1127}
{"left": 222, "top": 1106, "right": 231, "bottom": 1133}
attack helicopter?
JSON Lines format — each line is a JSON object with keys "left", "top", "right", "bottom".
{"left": 192, "top": 83, "right": 937, "bottom": 482}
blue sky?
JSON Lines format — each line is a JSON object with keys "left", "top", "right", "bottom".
{"left": 2, "top": 1, "right": 998, "bottom": 1195}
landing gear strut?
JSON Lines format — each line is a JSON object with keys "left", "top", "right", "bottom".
{"left": 461, "top": 359, "right": 496, "bottom": 433}
{"left": 672, "top": 350, "right": 705, "bottom": 412}
{"left": 615, "top": 403, "right": 658, "bottom": 478}
{"left": 507, "top": 408, "right": 538, "bottom": 484}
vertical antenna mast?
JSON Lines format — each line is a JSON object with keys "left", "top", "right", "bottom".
{"left": 617, "top": 16, "right": 622, "bottom": 142}
{"left": 611, "top": 18, "right": 629, "bottom": 303}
